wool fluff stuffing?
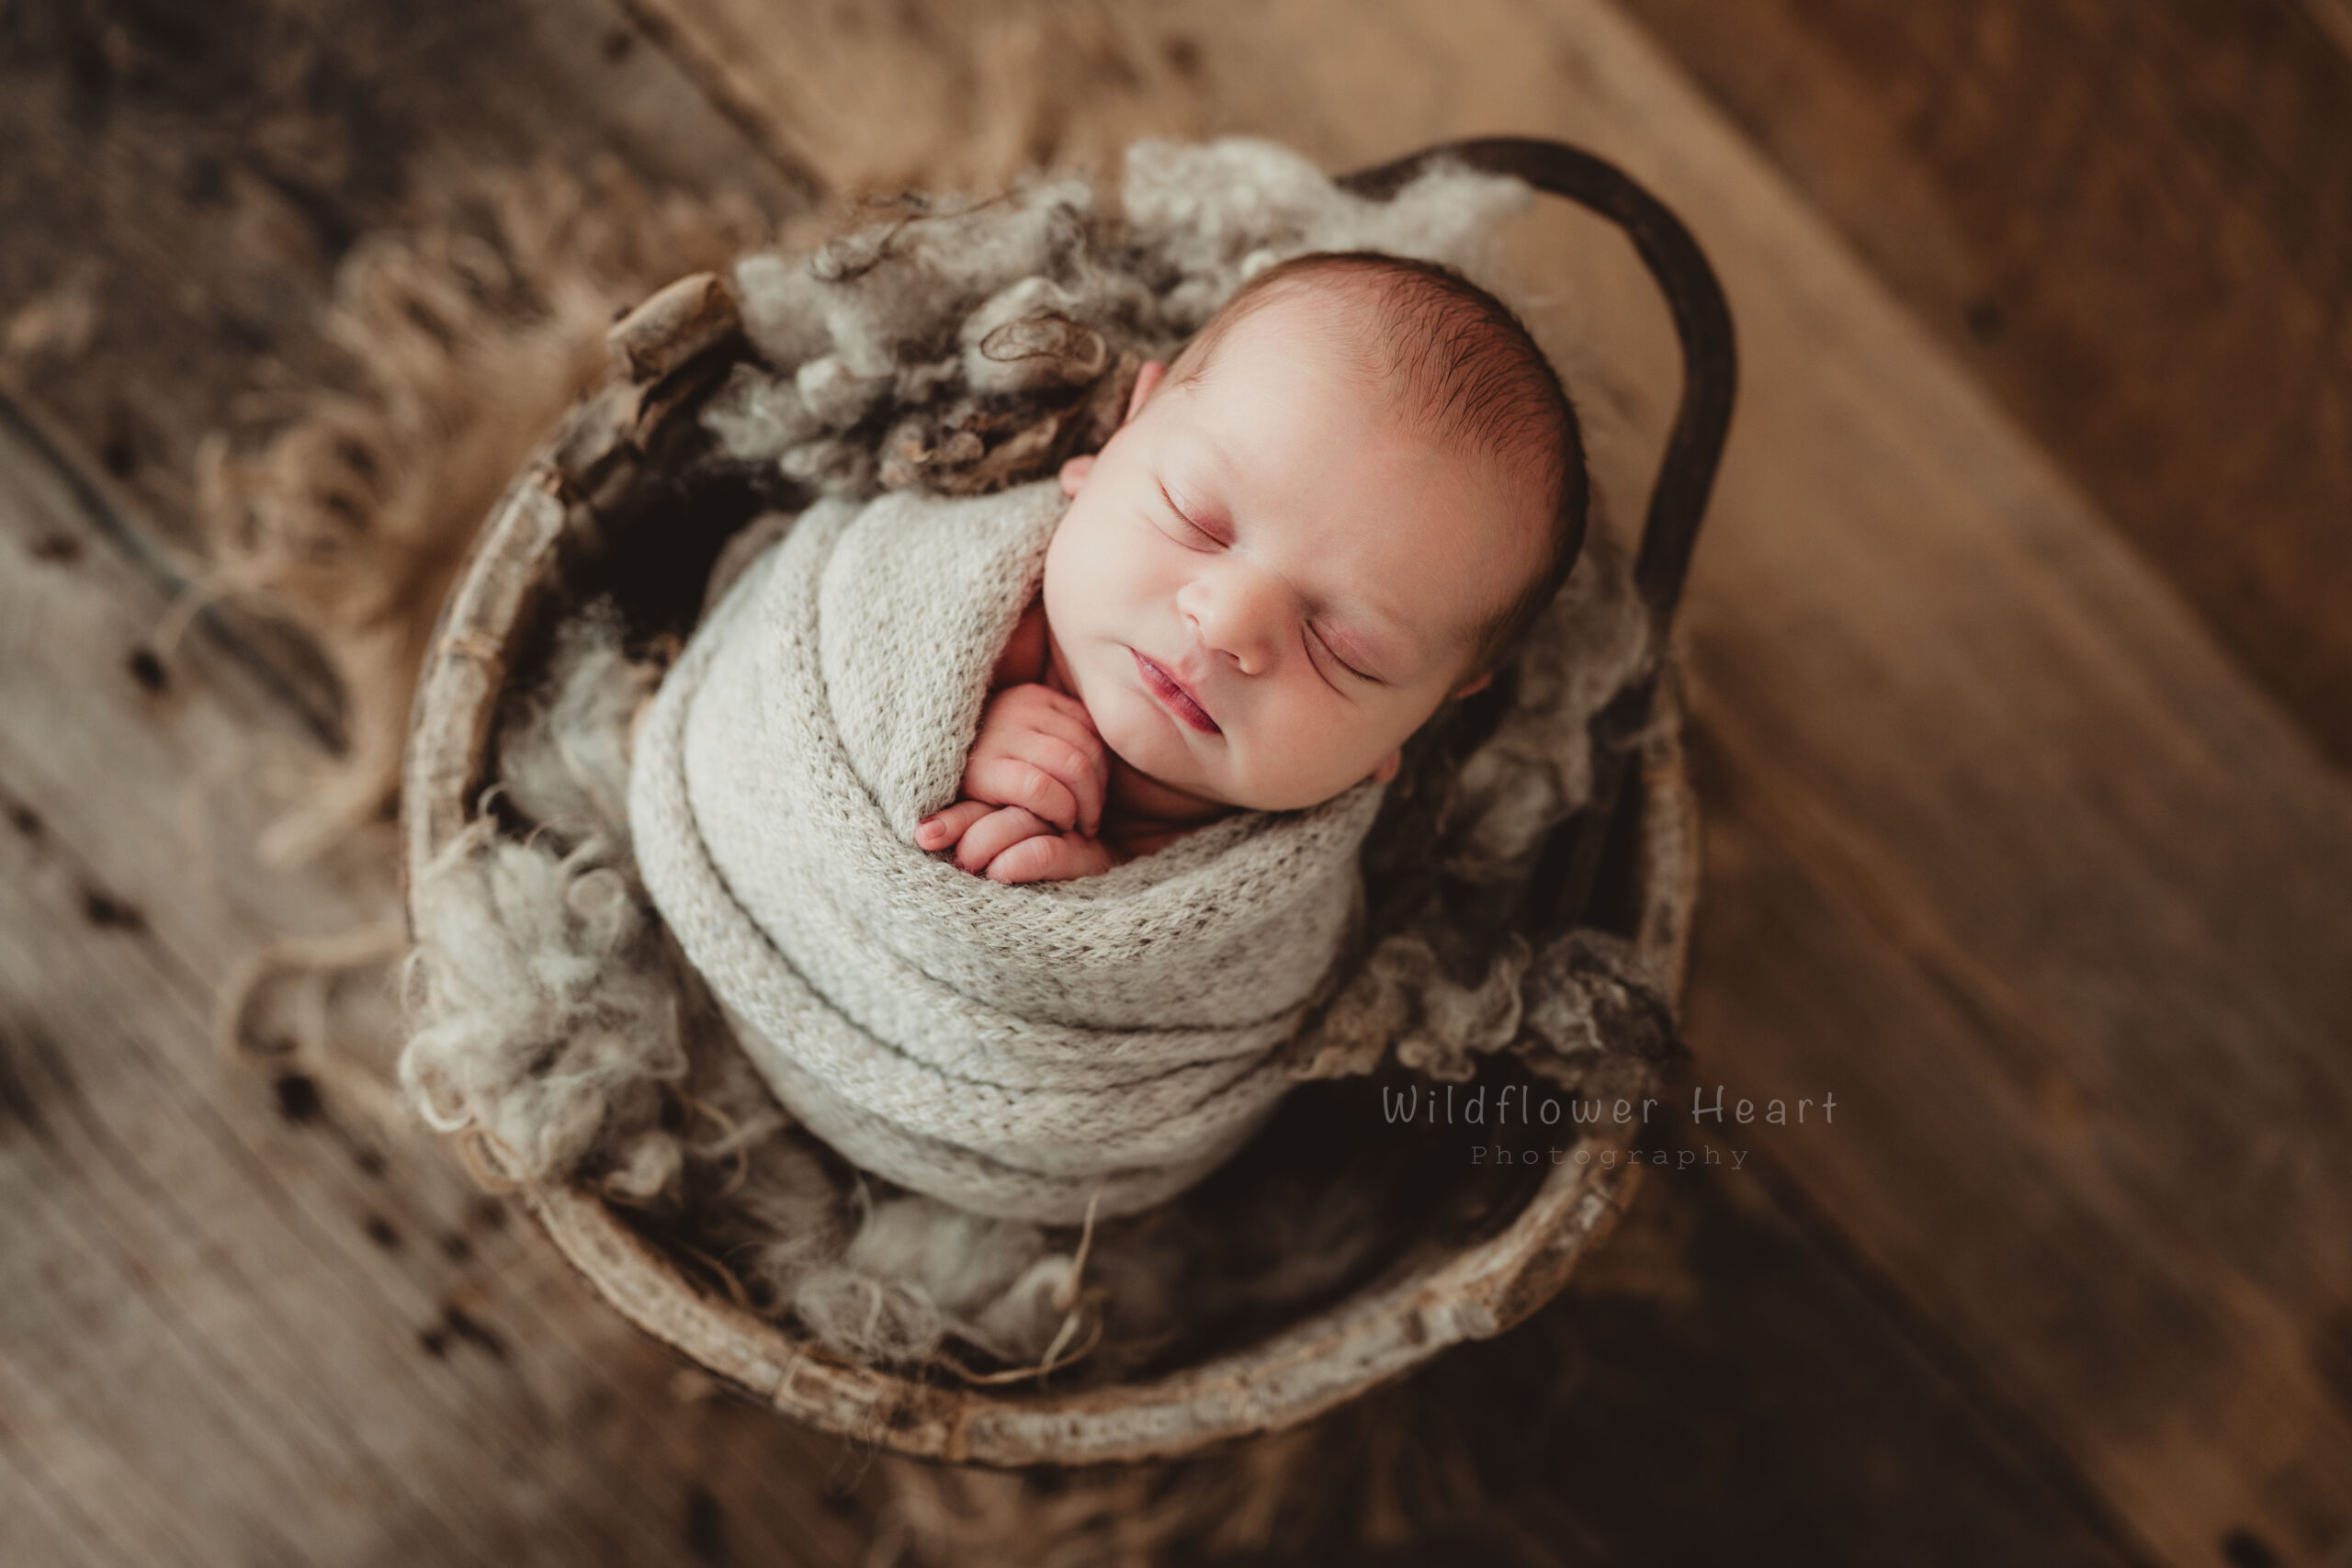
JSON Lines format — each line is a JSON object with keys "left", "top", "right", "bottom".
{"left": 706, "top": 138, "right": 1532, "bottom": 502}
{"left": 400, "top": 607, "right": 684, "bottom": 1197}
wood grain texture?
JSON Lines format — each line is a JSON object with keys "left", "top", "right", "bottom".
{"left": 1441, "top": 1132, "right": 2149, "bottom": 1567}
{"left": 4, "top": 0, "right": 2346, "bottom": 1560}
{"left": 1609, "top": 0, "right": 2352, "bottom": 770}
{"left": 0, "top": 396, "right": 2154, "bottom": 1562}
{"left": 0, "top": 0, "right": 810, "bottom": 561}
{"left": 0, "top": 404, "right": 880, "bottom": 1568}
{"left": 619, "top": 0, "right": 2352, "bottom": 1562}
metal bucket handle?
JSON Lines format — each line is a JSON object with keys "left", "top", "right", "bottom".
{"left": 1341, "top": 137, "right": 1737, "bottom": 932}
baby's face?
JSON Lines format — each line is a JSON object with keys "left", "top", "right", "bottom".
{"left": 1043, "top": 290, "right": 1539, "bottom": 813}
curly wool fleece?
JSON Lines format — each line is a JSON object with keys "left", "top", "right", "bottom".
{"left": 701, "top": 137, "right": 1534, "bottom": 499}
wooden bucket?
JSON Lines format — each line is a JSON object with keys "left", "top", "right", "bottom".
{"left": 400, "top": 138, "right": 1733, "bottom": 1467}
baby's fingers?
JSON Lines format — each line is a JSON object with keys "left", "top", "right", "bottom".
{"left": 986, "top": 831, "right": 1116, "bottom": 885}
{"left": 963, "top": 755, "right": 1080, "bottom": 831}
{"left": 955, "top": 806, "right": 1055, "bottom": 874}
{"left": 989, "top": 685, "right": 1104, "bottom": 763}
{"left": 1012, "top": 728, "right": 1107, "bottom": 837}
{"left": 915, "top": 800, "right": 993, "bottom": 853}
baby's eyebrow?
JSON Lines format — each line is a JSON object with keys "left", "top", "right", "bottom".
{"left": 1189, "top": 423, "right": 1238, "bottom": 472}
{"left": 1173, "top": 427, "right": 1241, "bottom": 497}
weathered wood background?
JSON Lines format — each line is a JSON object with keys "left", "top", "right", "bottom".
{"left": 3, "top": 0, "right": 2347, "bottom": 1563}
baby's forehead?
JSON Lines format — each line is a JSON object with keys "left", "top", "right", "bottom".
{"left": 1199, "top": 288, "right": 1541, "bottom": 477}
{"left": 1195, "top": 279, "right": 1393, "bottom": 379}
{"left": 1193, "top": 280, "right": 1532, "bottom": 446}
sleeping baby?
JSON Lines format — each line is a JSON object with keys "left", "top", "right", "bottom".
{"left": 915, "top": 250, "right": 1589, "bottom": 883}
{"left": 628, "top": 242, "right": 1594, "bottom": 1223}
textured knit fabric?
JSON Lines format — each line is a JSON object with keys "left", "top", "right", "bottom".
{"left": 628, "top": 479, "right": 1385, "bottom": 1224}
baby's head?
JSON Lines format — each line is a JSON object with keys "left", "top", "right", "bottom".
{"left": 1044, "top": 252, "right": 1587, "bottom": 812}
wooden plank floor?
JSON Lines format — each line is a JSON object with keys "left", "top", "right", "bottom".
{"left": 630, "top": 2, "right": 2352, "bottom": 1560}
{"left": 1612, "top": 0, "right": 2352, "bottom": 771}
{"left": 0, "top": 403, "right": 878, "bottom": 1567}
{"left": 0, "top": 0, "right": 813, "bottom": 556}
{"left": 0, "top": 396, "right": 2132, "bottom": 1565}
{"left": 4, "top": 0, "right": 2348, "bottom": 1563}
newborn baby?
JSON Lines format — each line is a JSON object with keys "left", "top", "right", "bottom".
{"left": 628, "top": 243, "right": 1599, "bottom": 1222}
{"left": 914, "top": 250, "right": 1589, "bottom": 882}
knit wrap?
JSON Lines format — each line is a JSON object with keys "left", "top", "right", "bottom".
{"left": 628, "top": 479, "right": 1385, "bottom": 1223}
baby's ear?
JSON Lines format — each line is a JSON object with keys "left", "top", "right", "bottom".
{"left": 1371, "top": 750, "right": 1402, "bottom": 784}
{"left": 1057, "top": 455, "right": 1098, "bottom": 498}
{"left": 1124, "top": 360, "right": 1167, "bottom": 423}
{"left": 1451, "top": 671, "right": 1494, "bottom": 700}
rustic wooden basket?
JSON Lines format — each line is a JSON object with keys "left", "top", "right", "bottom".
{"left": 400, "top": 138, "right": 1734, "bottom": 1466}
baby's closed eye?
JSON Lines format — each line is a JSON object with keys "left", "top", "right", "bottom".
{"left": 1153, "top": 480, "right": 1230, "bottom": 548}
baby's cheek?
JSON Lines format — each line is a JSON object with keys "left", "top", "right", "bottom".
{"left": 1238, "top": 703, "right": 1372, "bottom": 810}
{"left": 1090, "top": 685, "right": 1166, "bottom": 771}
{"left": 1040, "top": 525, "right": 1107, "bottom": 646}
{"left": 1059, "top": 506, "right": 1159, "bottom": 611}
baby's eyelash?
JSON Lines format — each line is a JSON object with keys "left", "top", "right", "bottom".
{"left": 1157, "top": 483, "right": 1226, "bottom": 547}
{"left": 1154, "top": 515, "right": 1217, "bottom": 554}
{"left": 1307, "top": 625, "right": 1374, "bottom": 684}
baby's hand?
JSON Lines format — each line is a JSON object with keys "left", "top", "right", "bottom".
{"left": 913, "top": 682, "right": 1114, "bottom": 883}
{"left": 947, "top": 682, "right": 1109, "bottom": 838}
{"left": 916, "top": 803, "right": 1117, "bottom": 883}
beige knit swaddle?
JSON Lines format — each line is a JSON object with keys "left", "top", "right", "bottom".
{"left": 628, "top": 478, "right": 1385, "bottom": 1224}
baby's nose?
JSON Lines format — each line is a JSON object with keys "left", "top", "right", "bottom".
{"left": 1182, "top": 566, "right": 1283, "bottom": 675}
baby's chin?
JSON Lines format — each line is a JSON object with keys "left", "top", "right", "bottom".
{"left": 1094, "top": 692, "right": 1222, "bottom": 792}
{"left": 1098, "top": 711, "right": 1351, "bottom": 815}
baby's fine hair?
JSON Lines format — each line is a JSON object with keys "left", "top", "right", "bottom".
{"left": 1166, "top": 251, "right": 1589, "bottom": 676}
